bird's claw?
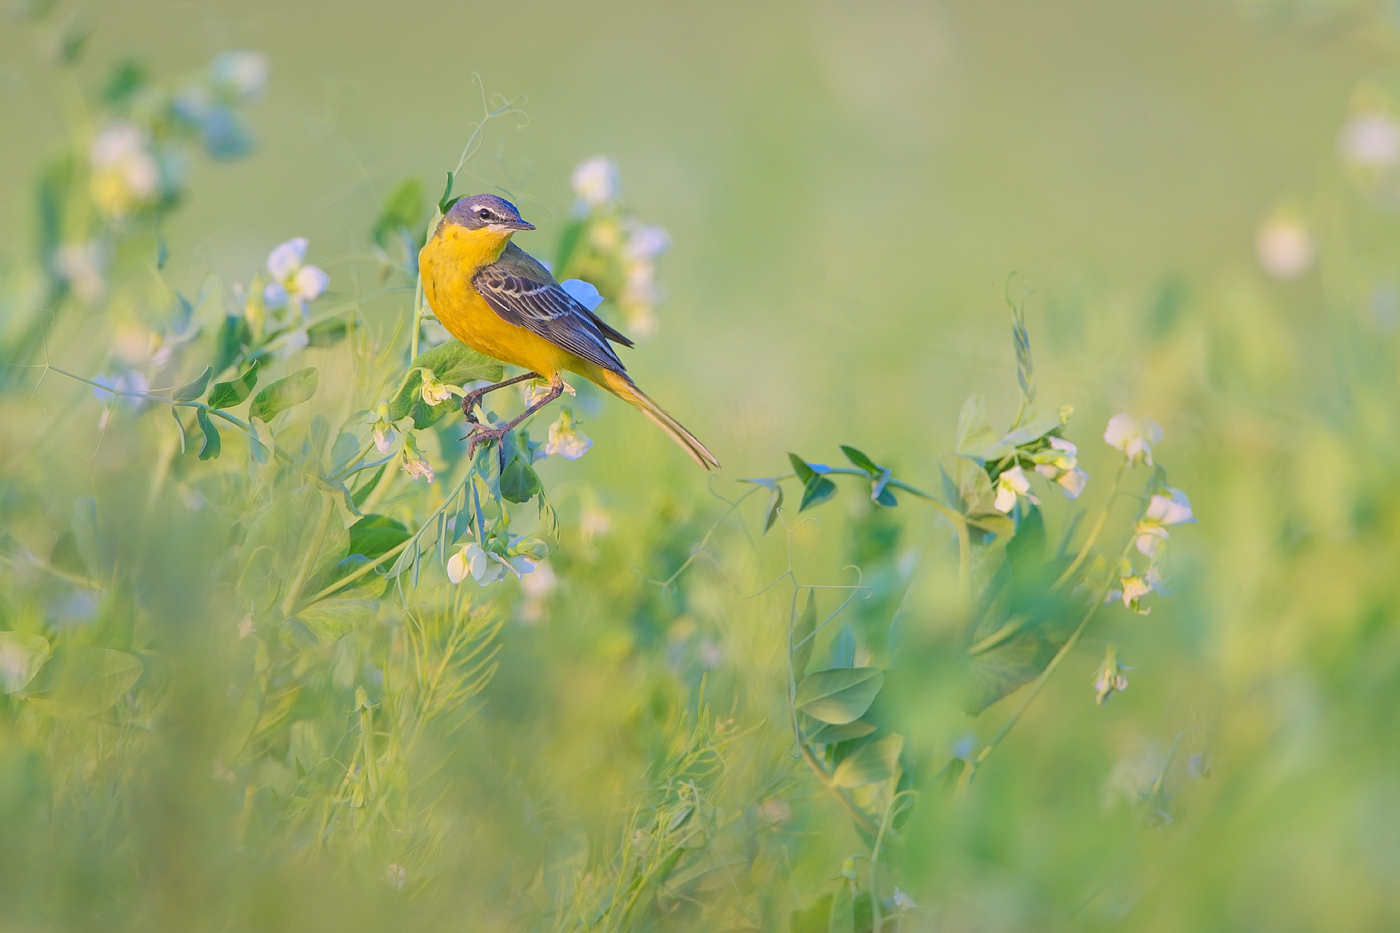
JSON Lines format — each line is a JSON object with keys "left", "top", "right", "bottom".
{"left": 461, "top": 390, "right": 485, "bottom": 425}
{"left": 464, "top": 423, "right": 509, "bottom": 472}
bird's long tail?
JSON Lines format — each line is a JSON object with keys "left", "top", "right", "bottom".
{"left": 597, "top": 369, "right": 720, "bottom": 469}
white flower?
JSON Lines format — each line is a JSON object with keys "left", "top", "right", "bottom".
{"left": 559, "top": 278, "right": 605, "bottom": 311}
{"left": 544, "top": 407, "right": 593, "bottom": 460}
{"left": 1094, "top": 648, "right": 1129, "bottom": 705}
{"left": 1109, "top": 564, "right": 1164, "bottom": 614}
{"left": 54, "top": 242, "right": 109, "bottom": 305}
{"left": 571, "top": 156, "right": 620, "bottom": 209}
{"left": 420, "top": 372, "right": 461, "bottom": 406}
{"left": 1340, "top": 112, "right": 1400, "bottom": 170}
{"left": 1255, "top": 217, "right": 1314, "bottom": 280}
{"left": 892, "top": 887, "right": 917, "bottom": 911}
{"left": 373, "top": 420, "right": 396, "bottom": 455}
{"left": 1032, "top": 436, "right": 1089, "bottom": 499}
{"left": 401, "top": 447, "right": 434, "bottom": 483}
{"left": 210, "top": 50, "right": 270, "bottom": 100}
{"left": 1133, "top": 487, "right": 1194, "bottom": 557}
{"left": 263, "top": 237, "right": 329, "bottom": 317}
{"left": 993, "top": 465, "right": 1038, "bottom": 513}
{"left": 623, "top": 221, "right": 670, "bottom": 262}
{"left": 1103, "top": 413, "right": 1163, "bottom": 466}
{"left": 89, "top": 122, "right": 161, "bottom": 220}
{"left": 522, "top": 377, "right": 573, "bottom": 408}
{"left": 447, "top": 542, "right": 532, "bottom": 587}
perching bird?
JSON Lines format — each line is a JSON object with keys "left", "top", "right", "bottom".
{"left": 418, "top": 193, "right": 719, "bottom": 469}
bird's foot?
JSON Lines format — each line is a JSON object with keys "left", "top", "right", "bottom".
{"left": 465, "top": 423, "right": 510, "bottom": 471}
{"left": 461, "top": 389, "right": 487, "bottom": 425}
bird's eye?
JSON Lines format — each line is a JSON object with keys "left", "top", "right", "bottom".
{"left": 477, "top": 209, "right": 491, "bottom": 220}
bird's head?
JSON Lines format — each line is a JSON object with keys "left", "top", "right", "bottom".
{"left": 442, "top": 194, "right": 535, "bottom": 237}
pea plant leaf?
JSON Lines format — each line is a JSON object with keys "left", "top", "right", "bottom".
{"left": 794, "top": 667, "right": 883, "bottom": 724}
{"left": 803, "top": 718, "right": 877, "bottom": 745}
{"left": 832, "top": 733, "right": 904, "bottom": 788}
{"left": 249, "top": 367, "right": 318, "bottom": 422}
{"left": 196, "top": 408, "right": 221, "bottom": 460}
{"left": 0, "top": 632, "right": 50, "bottom": 694}
{"left": 840, "top": 445, "right": 881, "bottom": 475}
{"left": 22, "top": 647, "right": 143, "bottom": 719}
{"left": 800, "top": 474, "right": 837, "bottom": 511}
{"left": 172, "top": 365, "right": 212, "bottom": 401}
{"left": 207, "top": 358, "right": 260, "bottom": 409}
{"left": 389, "top": 343, "right": 503, "bottom": 429}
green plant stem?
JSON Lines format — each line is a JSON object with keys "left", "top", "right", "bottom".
{"left": 47, "top": 365, "right": 297, "bottom": 464}
{"left": 409, "top": 274, "right": 424, "bottom": 362}
{"left": 281, "top": 491, "right": 335, "bottom": 618}
{"left": 1054, "top": 462, "right": 1127, "bottom": 589}
{"left": 797, "top": 742, "right": 879, "bottom": 837}
{"left": 819, "top": 467, "right": 974, "bottom": 601}
{"left": 963, "top": 542, "right": 1133, "bottom": 787}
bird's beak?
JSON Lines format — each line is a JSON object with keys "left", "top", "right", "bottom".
{"left": 507, "top": 219, "right": 535, "bottom": 231}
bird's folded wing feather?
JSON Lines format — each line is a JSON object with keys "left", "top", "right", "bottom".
{"left": 472, "top": 242, "right": 631, "bottom": 373}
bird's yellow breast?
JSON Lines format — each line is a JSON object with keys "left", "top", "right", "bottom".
{"left": 418, "top": 225, "right": 575, "bottom": 378}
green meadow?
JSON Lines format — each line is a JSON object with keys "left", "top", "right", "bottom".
{"left": 2, "top": 2, "right": 1399, "bottom": 930}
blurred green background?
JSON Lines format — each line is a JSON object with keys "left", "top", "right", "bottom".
{"left": 4, "top": 0, "right": 1400, "bottom": 930}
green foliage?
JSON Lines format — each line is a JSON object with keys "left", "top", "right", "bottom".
{"left": 207, "top": 358, "right": 260, "bottom": 409}
{"left": 248, "top": 366, "right": 317, "bottom": 422}
{"left": 6, "top": 12, "right": 1399, "bottom": 933}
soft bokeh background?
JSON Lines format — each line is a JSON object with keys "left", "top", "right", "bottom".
{"left": 4, "top": 0, "right": 1400, "bottom": 930}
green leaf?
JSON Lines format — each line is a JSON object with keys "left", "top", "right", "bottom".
{"left": 832, "top": 733, "right": 904, "bottom": 788}
{"left": 792, "top": 588, "right": 817, "bottom": 677}
{"left": 1001, "top": 409, "right": 1064, "bottom": 447}
{"left": 794, "top": 667, "right": 884, "bottom": 724}
{"left": 389, "top": 343, "right": 503, "bottom": 429}
{"left": 954, "top": 395, "right": 1004, "bottom": 461}
{"left": 965, "top": 636, "right": 1056, "bottom": 715}
{"left": 437, "top": 171, "right": 456, "bottom": 214}
{"left": 500, "top": 455, "right": 542, "bottom": 504}
{"left": 940, "top": 452, "right": 994, "bottom": 514}
{"left": 787, "top": 452, "right": 832, "bottom": 484}
{"left": 967, "top": 510, "right": 1015, "bottom": 541}
{"left": 841, "top": 445, "right": 881, "bottom": 475}
{"left": 413, "top": 341, "right": 503, "bottom": 386}
{"left": 0, "top": 632, "right": 50, "bottom": 694}
{"left": 208, "top": 358, "right": 260, "bottom": 409}
{"left": 213, "top": 315, "right": 250, "bottom": 375}
{"left": 804, "top": 718, "right": 876, "bottom": 745}
{"left": 172, "top": 365, "right": 212, "bottom": 401}
{"left": 247, "top": 417, "right": 274, "bottom": 464}
{"left": 23, "top": 647, "right": 143, "bottom": 718}
{"left": 348, "top": 515, "right": 410, "bottom": 561}
{"left": 249, "top": 367, "right": 318, "bottom": 422}
{"left": 799, "top": 474, "right": 837, "bottom": 512}
{"left": 170, "top": 406, "right": 187, "bottom": 455}
{"left": 196, "top": 408, "right": 221, "bottom": 460}
{"left": 296, "top": 597, "right": 377, "bottom": 643}
{"left": 765, "top": 484, "right": 784, "bottom": 532}
{"left": 307, "top": 320, "right": 347, "bottom": 347}
{"left": 790, "top": 894, "right": 834, "bottom": 933}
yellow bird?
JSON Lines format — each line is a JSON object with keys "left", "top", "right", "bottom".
{"left": 418, "top": 193, "right": 719, "bottom": 469}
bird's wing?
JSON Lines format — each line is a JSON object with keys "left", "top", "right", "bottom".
{"left": 472, "top": 242, "right": 630, "bottom": 373}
